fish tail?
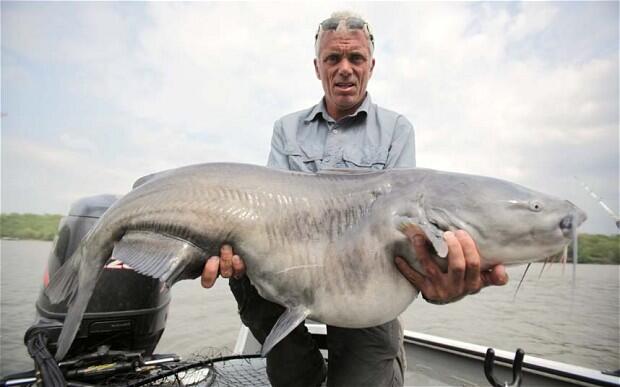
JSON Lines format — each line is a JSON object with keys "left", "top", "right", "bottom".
{"left": 45, "top": 244, "right": 104, "bottom": 361}
{"left": 45, "top": 251, "right": 81, "bottom": 305}
{"left": 54, "top": 282, "right": 94, "bottom": 360}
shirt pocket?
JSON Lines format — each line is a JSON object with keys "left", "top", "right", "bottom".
{"left": 285, "top": 144, "right": 323, "bottom": 172}
{"left": 343, "top": 146, "right": 388, "bottom": 169}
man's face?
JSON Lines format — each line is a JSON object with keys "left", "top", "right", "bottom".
{"left": 314, "top": 29, "right": 375, "bottom": 120}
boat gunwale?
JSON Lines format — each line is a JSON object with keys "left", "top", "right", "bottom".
{"left": 295, "top": 324, "right": 619, "bottom": 387}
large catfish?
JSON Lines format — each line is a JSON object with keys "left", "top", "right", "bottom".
{"left": 46, "top": 163, "right": 587, "bottom": 360}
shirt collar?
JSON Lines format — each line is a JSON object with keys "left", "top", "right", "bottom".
{"left": 304, "top": 93, "right": 372, "bottom": 123}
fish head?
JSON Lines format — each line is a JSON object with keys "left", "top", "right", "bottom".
{"left": 395, "top": 170, "right": 587, "bottom": 268}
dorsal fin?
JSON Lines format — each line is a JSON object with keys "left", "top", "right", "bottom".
{"left": 132, "top": 173, "right": 160, "bottom": 189}
{"left": 132, "top": 170, "right": 172, "bottom": 189}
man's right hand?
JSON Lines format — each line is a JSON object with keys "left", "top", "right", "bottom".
{"left": 201, "top": 244, "right": 246, "bottom": 288}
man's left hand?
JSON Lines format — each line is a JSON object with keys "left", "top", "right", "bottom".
{"left": 394, "top": 230, "right": 508, "bottom": 304}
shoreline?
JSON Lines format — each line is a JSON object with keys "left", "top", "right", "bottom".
{"left": 2, "top": 213, "right": 618, "bottom": 264}
{"left": 2, "top": 238, "right": 618, "bottom": 265}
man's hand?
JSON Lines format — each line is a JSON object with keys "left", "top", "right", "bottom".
{"left": 394, "top": 230, "right": 508, "bottom": 304}
{"left": 201, "top": 244, "right": 246, "bottom": 288}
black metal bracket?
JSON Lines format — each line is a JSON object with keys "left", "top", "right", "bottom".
{"left": 484, "top": 347, "right": 525, "bottom": 387}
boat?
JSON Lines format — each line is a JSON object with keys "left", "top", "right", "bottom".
{"left": 2, "top": 322, "right": 618, "bottom": 386}
{"left": 1, "top": 195, "right": 618, "bottom": 386}
{"left": 238, "top": 323, "right": 620, "bottom": 386}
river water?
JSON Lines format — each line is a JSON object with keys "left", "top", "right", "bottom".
{"left": 1, "top": 240, "right": 618, "bottom": 376}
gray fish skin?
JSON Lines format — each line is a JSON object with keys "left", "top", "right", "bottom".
{"left": 45, "top": 163, "right": 587, "bottom": 360}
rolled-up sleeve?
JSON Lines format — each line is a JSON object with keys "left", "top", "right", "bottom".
{"left": 386, "top": 115, "right": 416, "bottom": 168}
{"left": 267, "top": 120, "right": 290, "bottom": 169}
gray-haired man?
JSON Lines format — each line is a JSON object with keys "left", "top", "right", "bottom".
{"left": 202, "top": 11, "right": 508, "bottom": 387}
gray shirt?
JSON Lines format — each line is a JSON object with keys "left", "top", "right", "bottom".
{"left": 267, "top": 94, "right": 416, "bottom": 171}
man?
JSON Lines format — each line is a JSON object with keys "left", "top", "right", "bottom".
{"left": 202, "top": 11, "right": 508, "bottom": 387}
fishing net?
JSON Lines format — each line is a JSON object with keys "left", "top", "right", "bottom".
{"left": 2, "top": 348, "right": 271, "bottom": 386}
{"left": 102, "top": 353, "right": 270, "bottom": 386}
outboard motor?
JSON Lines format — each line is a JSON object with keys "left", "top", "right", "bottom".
{"left": 28, "top": 194, "right": 171, "bottom": 359}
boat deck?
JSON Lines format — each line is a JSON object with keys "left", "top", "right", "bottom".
{"left": 233, "top": 323, "right": 620, "bottom": 387}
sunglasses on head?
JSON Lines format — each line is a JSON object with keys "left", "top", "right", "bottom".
{"left": 315, "top": 17, "right": 374, "bottom": 47}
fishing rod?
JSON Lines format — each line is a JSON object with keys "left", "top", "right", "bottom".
{"left": 571, "top": 177, "right": 619, "bottom": 284}
{"left": 574, "top": 177, "right": 620, "bottom": 230}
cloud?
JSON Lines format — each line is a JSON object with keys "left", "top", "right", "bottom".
{"left": 506, "top": 2, "right": 558, "bottom": 41}
{"left": 370, "top": 4, "right": 617, "bottom": 178}
{"left": 2, "top": 2, "right": 618, "bottom": 233}
{"left": 1, "top": 136, "right": 133, "bottom": 214}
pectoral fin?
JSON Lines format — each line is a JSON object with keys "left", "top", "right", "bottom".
{"left": 112, "top": 231, "right": 207, "bottom": 287}
{"left": 261, "top": 306, "right": 310, "bottom": 357}
{"left": 396, "top": 214, "right": 448, "bottom": 258}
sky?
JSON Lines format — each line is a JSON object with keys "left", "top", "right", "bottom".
{"left": 1, "top": 1, "right": 618, "bottom": 235}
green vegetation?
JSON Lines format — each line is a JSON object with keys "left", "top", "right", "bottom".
{"left": 1, "top": 213, "right": 62, "bottom": 241}
{"left": 0, "top": 213, "right": 618, "bottom": 264}
{"left": 568, "top": 234, "right": 620, "bottom": 265}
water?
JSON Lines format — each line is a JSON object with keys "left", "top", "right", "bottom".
{"left": 1, "top": 240, "right": 619, "bottom": 376}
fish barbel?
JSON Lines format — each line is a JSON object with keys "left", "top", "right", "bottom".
{"left": 46, "top": 163, "right": 587, "bottom": 359}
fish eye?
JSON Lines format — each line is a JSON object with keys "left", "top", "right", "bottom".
{"left": 529, "top": 200, "right": 543, "bottom": 212}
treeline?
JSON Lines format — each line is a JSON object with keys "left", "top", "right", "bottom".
{"left": 568, "top": 234, "right": 619, "bottom": 265}
{"left": 1, "top": 213, "right": 62, "bottom": 241}
{"left": 1, "top": 214, "right": 618, "bottom": 264}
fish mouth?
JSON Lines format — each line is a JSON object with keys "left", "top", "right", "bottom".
{"left": 559, "top": 202, "right": 587, "bottom": 239}
{"left": 550, "top": 205, "right": 586, "bottom": 263}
